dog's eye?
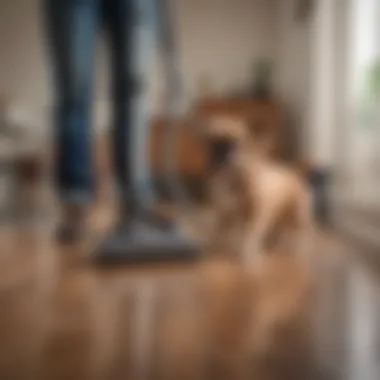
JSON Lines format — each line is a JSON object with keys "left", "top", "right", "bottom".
{"left": 209, "top": 138, "right": 235, "bottom": 166}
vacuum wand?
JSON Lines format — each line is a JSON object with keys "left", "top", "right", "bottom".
{"left": 93, "top": 0, "right": 200, "bottom": 263}
{"left": 153, "top": 0, "right": 191, "bottom": 207}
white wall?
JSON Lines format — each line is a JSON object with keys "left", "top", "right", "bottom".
{"left": 307, "top": 0, "right": 336, "bottom": 167}
{"left": 0, "top": 1, "right": 49, "bottom": 103}
{"left": 173, "top": 0, "right": 278, "bottom": 99}
{"left": 275, "top": 0, "right": 347, "bottom": 169}
{"left": 274, "top": 0, "right": 312, "bottom": 159}
{"left": 0, "top": 0, "right": 50, "bottom": 129}
{"left": 0, "top": 0, "right": 278, "bottom": 130}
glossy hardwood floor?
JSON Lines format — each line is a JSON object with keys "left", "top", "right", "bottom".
{"left": 0, "top": 205, "right": 379, "bottom": 380}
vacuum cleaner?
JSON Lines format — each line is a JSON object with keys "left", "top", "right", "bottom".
{"left": 93, "top": 0, "right": 200, "bottom": 263}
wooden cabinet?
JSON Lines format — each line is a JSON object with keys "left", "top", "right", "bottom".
{"left": 149, "top": 97, "right": 284, "bottom": 177}
{"left": 148, "top": 117, "right": 206, "bottom": 177}
{"left": 95, "top": 97, "right": 285, "bottom": 185}
{"left": 195, "top": 97, "right": 284, "bottom": 159}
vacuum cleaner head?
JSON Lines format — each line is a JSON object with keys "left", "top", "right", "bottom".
{"left": 93, "top": 217, "right": 200, "bottom": 264}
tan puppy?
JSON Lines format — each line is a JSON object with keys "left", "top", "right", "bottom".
{"left": 203, "top": 114, "right": 313, "bottom": 273}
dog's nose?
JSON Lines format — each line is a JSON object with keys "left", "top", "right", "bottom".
{"left": 210, "top": 138, "right": 235, "bottom": 166}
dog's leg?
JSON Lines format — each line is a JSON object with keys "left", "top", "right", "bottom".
{"left": 242, "top": 203, "right": 278, "bottom": 275}
{"left": 207, "top": 213, "right": 223, "bottom": 253}
{"left": 201, "top": 205, "right": 230, "bottom": 255}
{"left": 295, "top": 190, "right": 315, "bottom": 267}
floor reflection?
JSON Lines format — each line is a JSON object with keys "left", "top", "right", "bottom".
{"left": 0, "top": 226, "right": 379, "bottom": 379}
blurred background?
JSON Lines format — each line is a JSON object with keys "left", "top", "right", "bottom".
{"left": 1, "top": 0, "right": 379, "bottom": 224}
{"left": 0, "top": 0, "right": 380, "bottom": 379}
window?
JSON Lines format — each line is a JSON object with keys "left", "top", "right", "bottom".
{"left": 350, "top": 0, "right": 379, "bottom": 127}
{"left": 347, "top": 0, "right": 380, "bottom": 205}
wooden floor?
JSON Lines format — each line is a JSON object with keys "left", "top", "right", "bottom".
{"left": 0, "top": 208, "right": 379, "bottom": 380}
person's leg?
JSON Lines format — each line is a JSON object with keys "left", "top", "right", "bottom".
{"left": 102, "top": 0, "right": 156, "bottom": 216}
{"left": 93, "top": 0, "right": 199, "bottom": 262}
{"left": 43, "top": 0, "right": 100, "bottom": 240}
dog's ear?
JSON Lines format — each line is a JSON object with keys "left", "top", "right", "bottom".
{"left": 248, "top": 115, "right": 267, "bottom": 140}
{"left": 247, "top": 116, "right": 276, "bottom": 156}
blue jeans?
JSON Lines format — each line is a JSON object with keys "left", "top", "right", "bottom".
{"left": 44, "top": 0, "right": 155, "bottom": 207}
